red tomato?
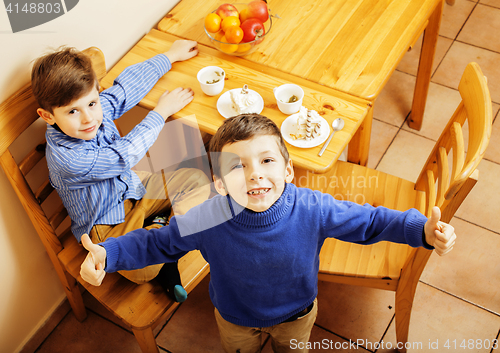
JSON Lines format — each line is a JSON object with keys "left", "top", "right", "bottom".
{"left": 246, "top": 1, "right": 269, "bottom": 23}
{"left": 240, "top": 18, "right": 265, "bottom": 43}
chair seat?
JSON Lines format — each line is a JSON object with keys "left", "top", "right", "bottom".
{"left": 319, "top": 239, "right": 413, "bottom": 286}
{"left": 299, "top": 160, "right": 426, "bottom": 290}
{"left": 58, "top": 231, "right": 209, "bottom": 330}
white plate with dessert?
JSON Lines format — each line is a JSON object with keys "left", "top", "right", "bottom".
{"left": 281, "top": 106, "right": 330, "bottom": 148}
{"left": 217, "top": 85, "right": 264, "bottom": 119}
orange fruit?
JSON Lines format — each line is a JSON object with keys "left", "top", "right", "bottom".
{"left": 236, "top": 42, "right": 252, "bottom": 53}
{"left": 205, "top": 13, "right": 222, "bottom": 33}
{"left": 219, "top": 35, "right": 238, "bottom": 53}
{"left": 221, "top": 16, "right": 240, "bottom": 32}
{"left": 214, "top": 30, "right": 225, "bottom": 41}
{"left": 239, "top": 7, "right": 251, "bottom": 23}
{"left": 225, "top": 26, "right": 244, "bottom": 44}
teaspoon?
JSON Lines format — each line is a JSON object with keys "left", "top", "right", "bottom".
{"left": 318, "top": 118, "right": 345, "bottom": 157}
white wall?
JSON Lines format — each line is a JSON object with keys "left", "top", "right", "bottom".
{"left": 0, "top": 1, "right": 179, "bottom": 352}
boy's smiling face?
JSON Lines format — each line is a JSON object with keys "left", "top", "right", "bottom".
{"left": 215, "top": 134, "right": 294, "bottom": 212}
{"left": 37, "top": 86, "right": 103, "bottom": 140}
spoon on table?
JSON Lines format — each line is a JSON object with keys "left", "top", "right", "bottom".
{"left": 318, "top": 118, "right": 345, "bottom": 157}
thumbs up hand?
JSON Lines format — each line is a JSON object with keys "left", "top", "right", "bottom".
{"left": 80, "top": 233, "right": 107, "bottom": 286}
{"left": 424, "top": 206, "right": 456, "bottom": 256}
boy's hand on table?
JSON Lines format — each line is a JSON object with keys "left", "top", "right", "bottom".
{"left": 80, "top": 233, "right": 107, "bottom": 286}
{"left": 424, "top": 206, "right": 456, "bottom": 256}
{"left": 153, "top": 87, "right": 194, "bottom": 120}
{"left": 164, "top": 40, "right": 199, "bottom": 63}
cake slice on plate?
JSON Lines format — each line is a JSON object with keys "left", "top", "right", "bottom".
{"left": 291, "top": 106, "right": 323, "bottom": 141}
{"left": 230, "top": 85, "right": 259, "bottom": 114}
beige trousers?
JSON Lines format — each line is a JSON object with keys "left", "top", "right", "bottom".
{"left": 90, "top": 168, "right": 210, "bottom": 284}
{"left": 214, "top": 299, "right": 318, "bottom": 353}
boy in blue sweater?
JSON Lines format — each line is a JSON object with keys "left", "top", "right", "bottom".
{"left": 80, "top": 114, "right": 456, "bottom": 352}
{"left": 32, "top": 40, "right": 210, "bottom": 302}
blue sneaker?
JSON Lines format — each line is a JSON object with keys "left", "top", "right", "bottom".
{"left": 174, "top": 285, "right": 188, "bottom": 303}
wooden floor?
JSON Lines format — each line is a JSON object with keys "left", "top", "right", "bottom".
{"left": 28, "top": 1, "right": 500, "bottom": 352}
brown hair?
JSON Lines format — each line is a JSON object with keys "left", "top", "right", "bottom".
{"left": 208, "top": 114, "right": 289, "bottom": 179}
{"left": 31, "top": 47, "right": 98, "bottom": 113}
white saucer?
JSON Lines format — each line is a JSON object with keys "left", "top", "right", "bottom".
{"left": 216, "top": 89, "right": 264, "bottom": 119}
{"left": 281, "top": 112, "right": 330, "bottom": 148}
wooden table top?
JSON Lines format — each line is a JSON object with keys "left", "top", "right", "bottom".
{"left": 157, "top": 0, "right": 442, "bottom": 101}
{"left": 100, "top": 30, "right": 370, "bottom": 173}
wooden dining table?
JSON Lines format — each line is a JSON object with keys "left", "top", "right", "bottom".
{"left": 100, "top": 30, "right": 370, "bottom": 173}
{"left": 157, "top": 0, "right": 444, "bottom": 166}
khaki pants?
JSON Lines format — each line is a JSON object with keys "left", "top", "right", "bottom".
{"left": 214, "top": 299, "right": 318, "bottom": 353}
{"left": 90, "top": 168, "right": 210, "bottom": 284}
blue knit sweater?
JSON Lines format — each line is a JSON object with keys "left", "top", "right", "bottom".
{"left": 102, "top": 183, "right": 429, "bottom": 327}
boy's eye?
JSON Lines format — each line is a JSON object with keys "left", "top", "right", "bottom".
{"left": 89, "top": 101, "right": 96, "bottom": 107}
{"left": 263, "top": 158, "right": 274, "bottom": 164}
{"left": 231, "top": 163, "right": 243, "bottom": 170}
{"left": 69, "top": 109, "right": 77, "bottom": 115}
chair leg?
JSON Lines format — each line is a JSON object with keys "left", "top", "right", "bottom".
{"left": 63, "top": 273, "right": 87, "bottom": 322}
{"left": 132, "top": 327, "right": 160, "bottom": 353}
{"left": 57, "top": 264, "right": 87, "bottom": 322}
{"left": 394, "top": 288, "right": 412, "bottom": 353}
{"left": 395, "top": 248, "right": 433, "bottom": 353}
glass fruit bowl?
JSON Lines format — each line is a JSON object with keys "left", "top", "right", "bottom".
{"left": 204, "top": 3, "right": 272, "bottom": 56}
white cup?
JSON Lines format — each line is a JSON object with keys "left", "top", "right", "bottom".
{"left": 197, "top": 66, "right": 225, "bottom": 96}
{"left": 273, "top": 84, "right": 304, "bottom": 115}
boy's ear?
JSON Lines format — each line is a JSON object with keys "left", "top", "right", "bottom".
{"left": 213, "top": 176, "right": 228, "bottom": 196}
{"left": 285, "top": 158, "right": 294, "bottom": 183}
{"left": 37, "top": 108, "right": 56, "bottom": 125}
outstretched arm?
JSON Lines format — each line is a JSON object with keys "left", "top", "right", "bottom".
{"left": 79, "top": 215, "right": 197, "bottom": 286}
{"left": 99, "top": 40, "right": 198, "bottom": 120}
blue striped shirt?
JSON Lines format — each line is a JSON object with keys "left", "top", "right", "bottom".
{"left": 45, "top": 54, "right": 171, "bottom": 242}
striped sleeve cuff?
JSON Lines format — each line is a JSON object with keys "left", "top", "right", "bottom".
{"left": 141, "top": 110, "right": 165, "bottom": 130}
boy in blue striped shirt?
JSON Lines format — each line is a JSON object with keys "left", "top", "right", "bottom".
{"left": 31, "top": 40, "right": 210, "bottom": 302}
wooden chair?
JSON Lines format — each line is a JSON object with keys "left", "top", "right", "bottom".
{"left": 0, "top": 47, "right": 209, "bottom": 353}
{"left": 294, "top": 62, "right": 491, "bottom": 352}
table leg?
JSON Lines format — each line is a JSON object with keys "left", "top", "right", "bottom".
{"left": 347, "top": 105, "right": 373, "bottom": 166}
{"left": 408, "top": 0, "right": 444, "bottom": 131}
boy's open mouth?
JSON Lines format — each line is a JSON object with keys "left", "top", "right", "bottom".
{"left": 247, "top": 188, "right": 270, "bottom": 195}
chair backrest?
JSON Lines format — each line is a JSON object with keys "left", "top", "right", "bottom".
{"left": 414, "top": 62, "right": 492, "bottom": 221}
{"left": 0, "top": 47, "right": 107, "bottom": 293}
{"left": 294, "top": 62, "right": 492, "bottom": 285}
{"left": 398, "top": 62, "right": 492, "bottom": 306}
